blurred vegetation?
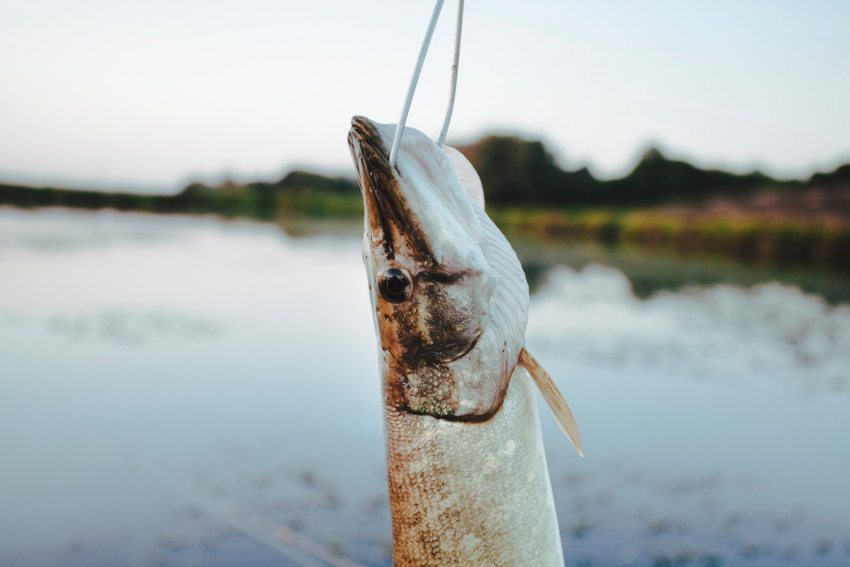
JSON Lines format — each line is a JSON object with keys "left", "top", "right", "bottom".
{"left": 490, "top": 208, "right": 850, "bottom": 273}
{"left": 0, "top": 171, "right": 363, "bottom": 221}
{"left": 2, "top": 135, "right": 850, "bottom": 272}
{"left": 458, "top": 137, "right": 808, "bottom": 206}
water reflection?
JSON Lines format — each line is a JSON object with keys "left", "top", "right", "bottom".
{"left": 509, "top": 237, "right": 850, "bottom": 306}
{"left": 43, "top": 310, "right": 222, "bottom": 344}
{"left": 528, "top": 264, "right": 850, "bottom": 395}
{"left": 0, "top": 208, "right": 848, "bottom": 567}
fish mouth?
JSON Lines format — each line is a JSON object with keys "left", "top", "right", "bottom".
{"left": 348, "top": 116, "right": 436, "bottom": 263}
{"left": 348, "top": 116, "right": 391, "bottom": 176}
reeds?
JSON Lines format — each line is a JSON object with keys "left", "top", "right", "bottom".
{"left": 490, "top": 208, "right": 850, "bottom": 272}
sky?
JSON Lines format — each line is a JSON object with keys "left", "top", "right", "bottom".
{"left": 1, "top": 0, "right": 849, "bottom": 192}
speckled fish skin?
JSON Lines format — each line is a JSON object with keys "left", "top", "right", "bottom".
{"left": 348, "top": 116, "right": 564, "bottom": 567}
{"left": 384, "top": 364, "right": 562, "bottom": 566}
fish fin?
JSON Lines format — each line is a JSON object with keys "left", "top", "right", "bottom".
{"left": 443, "top": 146, "right": 486, "bottom": 209}
{"left": 519, "top": 348, "right": 585, "bottom": 457}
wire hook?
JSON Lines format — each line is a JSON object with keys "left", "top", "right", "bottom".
{"left": 437, "top": 0, "right": 464, "bottom": 149}
{"left": 388, "top": 0, "right": 465, "bottom": 169}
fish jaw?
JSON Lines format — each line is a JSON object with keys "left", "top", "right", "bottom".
{"left": 348, "top": 116, "right": 485, "bottom": 269}
{"left": 348, "top": 116, "right": 438, "bottom": 265}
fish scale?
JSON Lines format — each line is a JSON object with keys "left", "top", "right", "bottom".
{"left": 384, "top": 367, "right": 563, "bottom": 567}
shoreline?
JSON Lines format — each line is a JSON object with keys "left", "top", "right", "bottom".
{"left": 2, "top": 181, "right": 848, "bottom": 273}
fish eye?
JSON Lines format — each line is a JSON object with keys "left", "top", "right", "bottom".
{"left": 379, "top": 267, "right": 412, "bottom": 304}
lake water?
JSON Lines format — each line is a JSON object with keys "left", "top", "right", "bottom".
{"left": 1, "top": 207, "right": 849, "bottom": 567}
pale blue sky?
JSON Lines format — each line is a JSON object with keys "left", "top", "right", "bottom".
{"left": 1, "top": 0, "right": 848, "bottom": 191}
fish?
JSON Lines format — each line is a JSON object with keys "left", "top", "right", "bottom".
{"left": 348, "top": 116, "right": 583, "bottom": 567}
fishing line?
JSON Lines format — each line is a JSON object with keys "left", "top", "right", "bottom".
{"left": 389, "top": 0, "right": 465, "bottom": 168}
{"left": 436, "top": 0, "right": 464, "bottom": 148}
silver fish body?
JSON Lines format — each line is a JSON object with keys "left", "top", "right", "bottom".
{"left": 384, "top": 364, "right": 562, "bottom": 566}
{"left": 349, "top": 116, "right": 565, "bottom": 566}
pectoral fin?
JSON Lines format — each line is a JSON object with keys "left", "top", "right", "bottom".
{"left": 519, "top": 348, "right": 585, "bottom": 457}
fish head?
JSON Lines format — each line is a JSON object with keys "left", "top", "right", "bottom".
{"left": 348, "top": 116, "right": 529, "bottom": 420}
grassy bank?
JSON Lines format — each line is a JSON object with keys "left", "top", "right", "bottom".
{"left": 491, "top": 207, "right": 850, "bottom": 272}
{"left": 0, "top": 179, "right": 363, "bottom": 220}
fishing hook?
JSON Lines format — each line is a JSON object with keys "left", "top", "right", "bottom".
{"left": 436, "top": 0, "right": 464, "bottom": 149}
{"left": 388, "top": 0, "right": 465, "bottom": 169}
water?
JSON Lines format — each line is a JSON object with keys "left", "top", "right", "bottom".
{"left": 1, "top": 207, "right": 848, "bottom": 567}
